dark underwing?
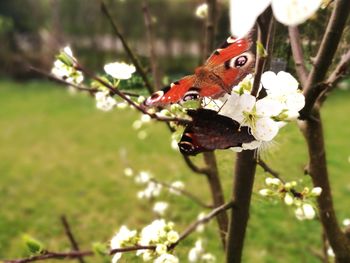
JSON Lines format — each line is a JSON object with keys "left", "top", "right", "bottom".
{"left": 178, "top": 109, "right": 255, "bottom": 155}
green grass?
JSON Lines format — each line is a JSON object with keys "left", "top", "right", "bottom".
{"left": 0, "top": 80, "right": 349, "bottom": 262}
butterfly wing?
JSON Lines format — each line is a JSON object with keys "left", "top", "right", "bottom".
{"left": 143, "top": 76, "right": 196, "bottom": 107}
{"left": 143, "top": 37, "right": 255, "bottom": 108}
{"left": 205, "top": 37, "right": 255, "bottom": 92}
{"left": 206, "top": 37, "right": 252, "bottom": 66}
{"left": 178, "top": 109, "right": 255, "bottom": 155}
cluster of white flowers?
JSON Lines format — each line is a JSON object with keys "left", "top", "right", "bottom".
{"left": 259, "top": 177, "right": 322, "bottom": 220}
{"left": 110, "top": 225, "right": 138, "bottom": 263}
{"left": 51, "top": 46, "right": 84, "bottom": 85}
{"left": 188, "top": 239, "right": 216, "bottom": 262}
{"left": 137, "top": 219, "right": 180, "bottom": 262}
{"left": 95, "top": 90, "right": 117, "bottom": 111}
{"left": 216, "top": 71, "right": 305, "bottom": 151}
{"left": 109, "top": 220, "right": 179, "bottom": 263}
{"left": 230, "top": 0, "right": 322, "bottom": 37}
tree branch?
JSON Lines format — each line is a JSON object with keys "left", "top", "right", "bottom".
{"left": 288, "top": 26, "right": 309, "bottom": 87}
{"left": 171, "top": 201, "right": 234, "bottom": 248}
{"left": 4, "top": 202, "right": 234, "bottom": 263}
{"left": 60, "top": 215, "right": 85, "bottom": 263}
{"left": 100, "top": 0, "right": 155, "bottom": 94}
{"left": 318, "top": 48, "right": 350, "bottom": 105}
{"left": 226, "top": 9, "right": 273, "bottom": 263}
{"left": 299, "top": 0, "right": 350, "bottom": 119}
{"left": 203, "top": 152, "right": 229, "bottom": 249}
{"left": 256, "top": 158, "right": 284, "bottom": 183}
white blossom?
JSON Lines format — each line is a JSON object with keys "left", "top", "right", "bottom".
{"left": 188, "top": 239, "right": 216, "bottom": 262}
{"left": 138, "top": 219, "right": 167, "bottom": 247}
{"left": 156, "top": 244, "right": 168, "bottom": 255}
{"left": 230, "top": 0, "right": 322, "bottom": 38}
{"left": 265, "top": 177, "right": 282, "bottom": 186}
{"left": 123, "top": 167, "right": 133, "bottom": 177}
{"left": 202, "top": 253, "right": 216, "bottom": 262}
{"left": 132, "top": 120, "right": 143, "bottom": 130}
{"left": 141, "top": 114, "right": 152, "bottom": 123}
{"left": 261, "top": 71, "right": 305, "bottom": 119}
{"left": 51, "top": 46, "right": 84, "bottom": 85}
{"left": 195, "top": 3, "right": 208, "bottom": 19}
{"left": 295, "top": 203, "right": 316, "bottom": 220}
{"left": 116, "top": 102, "right": 128, "bottom": 109}
{"left": 259, "top": 189, "right": 275, "bottom": 197}
{"left": 104, "top": 62, "right": 135, "bottom": 80}
{"left": 153, "top": 201, "right": 169, "bottom": 216}
{"left": 137, "top": 130, "right": 148, "bottom": 140}
{"left": 284, "top": 193, "right": 294, "bottom": 206}
{"left": 137, "top": 181, "right": 162, "bottom": 199}
{"left": 95, "top": 91, "right": 117, "bottom": 111}
{"left": 167, "top": 230, "right": 179, "bottom": 243}
{"left": 343, "top": 218, "right": 350, "bottom": 227}
{"left": 196, "top": 213, "right": 207, "bottom": 232}
{"left": 327, "top": 247, "right": 335, "bottom": 257}
{"left": 188, "top": 239, "right": 204, "bottom": 262}
{"left": 154, "top": 253, "right": 179, "bottom": 263}
{"left": 169, "top": 181, "right": 185, "bottom": 195}
{"left": 310, "top": 187, "right": 322, "bottom": 196}
{"left": 135, "top": 171, "right": 151, "bottom": 184}
{"left": 110, "top": 226, "right": 137, "bottom": 263}
{"left": 221, "top": 93, "right": 282, "bottom": 141}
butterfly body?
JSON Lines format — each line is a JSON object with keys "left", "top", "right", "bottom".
{"left": 143, "top": 37, "right": 255, "bottom": 107}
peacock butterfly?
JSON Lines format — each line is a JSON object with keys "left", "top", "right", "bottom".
{"left": 178, "top": 109, "right": 255, "bottom": 155}
{"left": 143, "top": 36, "right": 255, "bottom": 107}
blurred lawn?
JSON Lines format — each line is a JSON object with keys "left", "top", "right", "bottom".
{"left": 0, "top": 80, "right": 349, "bottom": 262}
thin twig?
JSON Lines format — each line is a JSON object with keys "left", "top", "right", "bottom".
{"left": 60, "top": 215, "right": 85, "bottom": 263}
{"left": 100, "top": 0, "right": 155, "bottom": 94}
{"left": 182, "top": 155, "right": 208, "bottom": 175}
{"left": 318, "top": 48, "right": 350, "bottom": 105}
{"left": 142, "top": 0, "right": 161, "bottom": 90}
{"left": 150, "top": 178, "right": 213, "bottom": 209}
{"left": 288, "top": 26, "right": 308, "bottom": 87}
{"left": 74, "top": 62, "right": 190, "bottom": 125}
{"left": 256, "top": 158, "right": 284, "bottom": 183}
{"left": 170, "top": 201, "right": 234, "bottom": 248}
{"left": 30, "top": 66, "right": 141, "bottom": 97}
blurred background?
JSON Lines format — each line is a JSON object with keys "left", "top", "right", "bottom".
{"left": 0, "top": 0, "right": 349, "bottom": 262}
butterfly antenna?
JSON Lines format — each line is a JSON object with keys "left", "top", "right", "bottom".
{"left": 217, "top": 99, "right": 228, "bottom": 114}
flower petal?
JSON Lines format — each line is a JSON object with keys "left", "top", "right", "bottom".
{"left": 253, "top": 117, "right": 279, "bottom": 141}
{"left": 285, "top": 92, "right": 305, "bottom": 112}
{"left": 276, "top": 71, "right": 299, "bottom": 92}
{"left": 230, "top": 0, "right": 271, "bottom": 37}
{"left": 261, "top": 71, "right": 278, "bottom": 92}
{"left": 256, "top": 97, "right": 283, "bottom": 117}
{"left": 272, "top": 0, "right": 322, "bottom": 26}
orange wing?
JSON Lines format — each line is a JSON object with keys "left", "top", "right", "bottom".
{"left": 143, "top": 76, "right": 195, "bottom": 107}
{"left": 206, "top": 37, "right": 252, "bottom": 66}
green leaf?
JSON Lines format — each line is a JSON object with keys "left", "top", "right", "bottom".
{"left": 22, "top": 234, "right": 44, "bottom": 254}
